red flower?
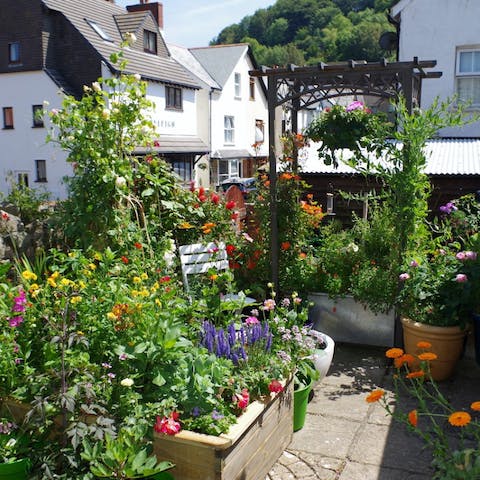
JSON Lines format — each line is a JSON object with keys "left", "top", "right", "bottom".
{"left": 153, "top": 140, "right": 160, "bottom": 147}
{"left": 160, "top": 275, "right": 171, "bottom": 283}
{"left": 121, "top": 256, "right": 129, "bottom": 264}
{"left": 231, "top": 212, "right": 239, "bottom": 221}
{"left": 154, "top": 412, "right": 181, "bottom": 435}
{"left": 225, "top": 200, "right": 236, "bottom": 210}
{"left": 226, "top": 244, "right": 236, "bottom": 256}
{"left": 281, "top": 241, "right": 291, "bottom": 251}
{"left": 1, "top": 212, "right": 9, "bottom": 221}
{"left": 210, "top": 193, "right": 220, "bottom": 205}
{"left": 189, "top": 180, "right": 195, "bottom": 192}
{"left": 268, "top": 380, "right": 284, "bottom": 393}
{"left": 134, "top": 242, "right": 142, "bottom": 249}
{"left": 234, "top": 389, "right": 249, "bottom": 410}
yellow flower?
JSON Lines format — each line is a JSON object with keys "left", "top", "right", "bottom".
{"left": 133, "top": 276, "right": 141, "bottom": 284}
{"left": 132, "top": 290, "right": 139, "bottom": 297}
{"left": 76, "top": 330, "right": 84, "bottom": 336}
{"left": 47, "top": 277, "right": 57, "bottom": 288}
{"left": 155, "top": 299, "right": 162, "bottom": 306}
{"left": 107, "top": 312, "right": 117, "bottom": 320}
{"left": 178, "top": 221, "right": 193, "bottom": 229}
{"left": 60, "top": 278, "right": 73, "bottom": 287}
{"left": 88, "top": 263, "right": 97, "bottom": 271}
{"left": 418, "top": 352, "right": 437, "bottom": 361}
{"left": 448, "top": 411, "right": 471, "bottom": 427}
{"left": 22, "top": 270, "right": 37, "bottom": 281}
{"left": 94, "top": 252, "right": 102, "bottom": 261}
{"left": 68, "top": 252, "right": 76, "bottom": 258}
{"left": 70, "top": 296, "right": 82, "bottom": 304}
{"left": 366, "top": 389, "right": 385, "bottom": 403}
{"left": 140, "top": 273, "right": 148, "bottom": 280}
{"left": 78, "top": 280, "right": 86, "bottom": 289}
{"left": 139, "top": 289, "right": 150, "bottom": 297}
{"left": 29, "top": 283, "right": 40, "bottom": 292}
{"left": 151, "top": 282, "right": 159, "bottom": 292}
{"left": 386, "top": 348, "right": 404, "bottom": 359}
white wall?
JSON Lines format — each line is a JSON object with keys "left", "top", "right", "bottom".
{"left": 0, "top": 71, "right": 69, "bottom": 199}
{"left": 395, "top": 0, "right": 480, "bottom": 136}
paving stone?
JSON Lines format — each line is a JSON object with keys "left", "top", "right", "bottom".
{"left": 289, "top": 413, "right": 361, "bottom": 457}
{"left": 338, "top": 461, "right": 432, "bottom": 480}
{"left": 350, "top": 422, "right": 433, "bottom": 473}
{"left": 278, "top": 451, "right": 300, "bottom": 466}
{"left": 294, "top": 452, "right": 343, "bottom": 479}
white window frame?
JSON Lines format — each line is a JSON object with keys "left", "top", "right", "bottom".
{"left": 234, "top": 72, "right": 241, "bottom": 98}
{"left": 224, "top": 116, "right": 235, "bottom": 144}
{"left": 218, "top": 159, "right": 241, "bottom": 184}
{"left": 456, "top": 49, "right": 480, "bottom": 108}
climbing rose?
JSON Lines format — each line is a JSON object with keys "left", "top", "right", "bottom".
{"left": 455, "top": 274, "right": 468, "bottom": 283}
{"left": 268, "top": 380, "right": 284, "bottom": 393}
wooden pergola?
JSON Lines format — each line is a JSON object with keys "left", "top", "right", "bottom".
{"left": 249, "top": 57, "right": 442, "bottom": 289}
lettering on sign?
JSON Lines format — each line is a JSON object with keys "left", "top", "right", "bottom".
{"left": 154, "top": 119, "right": 176, "bottom": 129}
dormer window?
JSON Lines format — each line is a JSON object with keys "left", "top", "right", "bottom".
{"left": 144, "top": 30, "right": 157, "bottom": 54}
{"left": 85, "top": 19, "right": 112, "bottom": 42}
{"left": 8, "top": 42, "right": 20, "bottom": 64}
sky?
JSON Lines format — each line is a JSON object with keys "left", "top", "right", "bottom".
{"left": 116, "top": 0, "right": 275, "bottom": 48}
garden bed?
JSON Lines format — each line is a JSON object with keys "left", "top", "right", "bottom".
{"left": 153, "top": 376, "right": 294, "bottom": 480}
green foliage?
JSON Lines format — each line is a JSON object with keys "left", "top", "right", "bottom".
{"left": 212, "top": 0, "right": 397, "bottom": 66}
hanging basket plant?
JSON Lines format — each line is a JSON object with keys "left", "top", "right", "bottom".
{"left": 304, "top": 101, "right": 389, "bottom": 167}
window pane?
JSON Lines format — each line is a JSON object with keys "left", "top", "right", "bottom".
{"left": 229, "top": 160, "right": 239, "bottom": 176}
{"left": 457, "top": 77, "right": 480, "bottom": 104}
{"left": 35, "top": 160, "right": 47, "bottom": 182}
{"left": 32, "top": 105, "right": 44, "bottom": 127}
{"left": 459, "top": 51, "right": 473, "bottom": 73}
{"left": 219, "top": 160, "right": 229, "bottom": 175}
{"left": 9, "top": 43, "right": 20, "bottom": 63}
{"left": 3, "top": 107, "right": 13, "bottom": 128}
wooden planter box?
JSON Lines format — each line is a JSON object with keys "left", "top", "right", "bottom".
{"left": 308, "top": 292, "right": 395, "bottom": 347}
{"left": 153, "top": 377, "right": 293, "bottom": 480}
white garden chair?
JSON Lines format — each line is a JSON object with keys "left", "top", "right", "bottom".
{"left": 178, "top": 241, "right": 255, "bottom": 305}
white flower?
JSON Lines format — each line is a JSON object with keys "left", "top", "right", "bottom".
{"left": 92, "top": 82, "right": 101, "bottom": 93}
{"left": 120, "top": 378, "right": 134, "bottom": 387}
{"left": 43, "top": 100, "right": 50, "bottom": 106}
{"left": 124, "top": 32, "right": 137, "bottom": 46}
{"left": 346, "top": 242, "right": 359, "bottom": 253}
{"left": 102, "top": 108, "right": 110, "bottom": 119}
{"left": 115, "top": 176, "right": 127, "bottom": 188}
{"left": 133, "top": 73, "right": 141, "bottom": 81}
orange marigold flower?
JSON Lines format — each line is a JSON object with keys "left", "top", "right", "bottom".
{"left": 386, "top": 348, "right": 404, "bottom": 359}
{"left": 448, "top": 411, "right": 471, "bottom": 427}
{"left": 366, "top": 389, "right": 384, "bottom": 403}
{"left": 470, "top": 401, "right": 480, "bottom": 411}
{"left": 416, "top": 341, "right": 432, "bottom": 349}
{"left": 281, "top": 241, "right": 291, "bottom": 251}
{"left": 418, "top": 352, "right": 438, "bottom": 361}
{"left": 394, "top": 353, "right": 415, "bottom": 368}
{"left": 406, "top": 370, "right": 425, "bottom": 379}
{"left": 408, "top": 410, "right": 418, "bottom": 427}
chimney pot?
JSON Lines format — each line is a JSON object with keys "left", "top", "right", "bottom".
{"left": 126, "top": 2, "right": 163, "bottom": 29}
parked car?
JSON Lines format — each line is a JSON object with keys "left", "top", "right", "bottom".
{"left": 220, "top": 177, "right": 257, "bottom": 200}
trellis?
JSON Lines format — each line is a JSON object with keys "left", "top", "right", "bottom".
{"left": 249, "top": 57, "right": 442, "bottom": 289}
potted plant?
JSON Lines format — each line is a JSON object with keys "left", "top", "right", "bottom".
{"left": 304, "top": 101, "right": 391, "bottom": 167}
{"left": 396, "top": 246, "right": 479, "bottom": 380}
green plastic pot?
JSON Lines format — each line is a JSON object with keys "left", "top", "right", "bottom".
{"left": 148, "top": 471, "right": 175, "bottom": 480}
{"left": 0, "top": 458, "right": 30, "bottom": 480}
{"left": 293, "top": 376, "right": 313, "bottom": 431}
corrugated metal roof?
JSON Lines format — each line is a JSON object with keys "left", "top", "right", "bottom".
{"left": 135, "top": 135, "right": 209, "bottom": 154}
{"left": 300, "top": 138, "right": 480, "bottom": 176}
{"left": 190, "top": 44, "right": 248, "bottom": 88}
{"left": 42, "top": 0, "right": 200, "bottom": 89}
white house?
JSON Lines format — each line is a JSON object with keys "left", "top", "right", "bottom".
{"left": 0, "top": 0, "right": 207, "bottom": 199}
{"left": 391, "top": 0, "right": 480, "bottom": 137}
{"left": 171, "top": 44, "right": 269, "bottom": 188}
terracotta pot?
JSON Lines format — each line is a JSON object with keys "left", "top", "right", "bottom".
{"left": 401, "top": 317, "right": 467, "bottom": 381}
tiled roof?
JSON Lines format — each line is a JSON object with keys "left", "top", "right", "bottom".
{"left": 168, "top": 44, "right": 221, "bottom": 90}
{"left": 42, "top": 0, "right": 200, "bottom": 89}
{"left": 190, "top": 44, "right": 249, "bottom": 87}
{"left": 300, "top": 138, "right": 480, "bottom": 176}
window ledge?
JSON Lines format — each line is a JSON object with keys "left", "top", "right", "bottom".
{"left": 165, "top": 107, "right": 183, "bottom": 112}
{"left": 2, "top": 126, "right": 14, "bottom": 130}
{"left": 32, "top": 125, "right": 44, "bottom": 129}
{"left": 35, "top": 179, "right": 47, "bottom": 183}
{"left": 234, "top": 96, "right": 242, "bottom": 100}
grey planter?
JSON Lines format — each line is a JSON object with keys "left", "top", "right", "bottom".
{"left": 308, "top": 292, "right": 395, "bottom": 347}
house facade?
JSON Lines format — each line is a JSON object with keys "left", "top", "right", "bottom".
{"left": 0, "top": 0, "right": 207, "bottom": 199}
{"left": 184, "top": 44, "right": 269, "bottom": 187}
{"left": 391, "top": 0, "right": 480, "bottom": 137}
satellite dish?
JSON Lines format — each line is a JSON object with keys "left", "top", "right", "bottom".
{"left": 379, "top": 31, "right": 398, "bottom": 51}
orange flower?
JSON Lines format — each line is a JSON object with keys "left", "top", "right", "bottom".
{"left": 281, "top": 241, "right": 291, "bottom": 251}
{"left": 448, "top": 411, "right": 471, "bottom": 427}
{"left": 406, "top": 370, "right": 425, "bottom": 379}
{"left": 408, "top": 409, "right": 418, "bottom": 427}
{"left": 394, "top": 353, "right": 415, "bottom": 368}
{"left": 418, "top": 352, "right": 437, "bottom": 361}
{"left": 366, "top": 389, "right": 384, "bottom": 403}
{"left": 416, "top": 341, "right": 432, "bottom": 349}
{"left": 470, "top": 401, "right": 480, "bottom": 411}
{"left": 280, "top": 172, "right": 294, "bottom": 181}
{"left": 299, "top": 252, "right": 307, "bottom": 259}
{"left": 385, "top": 348, "right": 404, "bottom": 359}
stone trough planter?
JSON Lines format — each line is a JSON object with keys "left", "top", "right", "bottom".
{"left": 153, "top": 376, "right": 294, "bottom": 480}
{"left": 308, "top": 292, "right": 395, "bottom": 347}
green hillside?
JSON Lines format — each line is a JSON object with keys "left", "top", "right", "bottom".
{"left": 211, "top": 0, "right": 398, "bottom": 66}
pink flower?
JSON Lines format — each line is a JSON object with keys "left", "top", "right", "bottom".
{"left": 154, "top": 412, "right": 181, "bottom": 435}
{"left": 245, "top": 316, "right": 259, "bottom": 325}
{"left": 346, "top": 101, "right": 364, "bottom": 112}
{"left": 465, "top": 251, "right": 478, "bottom": 261}
{"left": 455, "top": 274, "right": 468, "bottom": 283}
{"left": 262, "top": 299, "right": 276, "bottom": 311}
{"left": 268, "top": 380, "right": 284, "bottom": 393}
{"left": 410, "top": 260, "right": 419, "bottom": 268}
{"left": 1, "top": 212, "right": 9, "bottom": 221}
{"left": 8, "top": 316, "right": 24, "bottom": 328}
{"left": 456, "top": 252, "right": 466, "bottom": 261}
{"left": 235, "top": 389, "right": 250, "bottom": 409}
{"left": 399, "top": 273, "right": 410, "bottom": 281}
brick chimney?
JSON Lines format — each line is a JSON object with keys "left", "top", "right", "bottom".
{"left": 126, "top": 2, "right": 163, "bottom": 30}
